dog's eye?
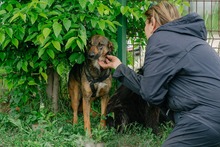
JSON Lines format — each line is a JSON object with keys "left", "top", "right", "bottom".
{"left": 98, "top": 43, "right": 104, "bottom": 50}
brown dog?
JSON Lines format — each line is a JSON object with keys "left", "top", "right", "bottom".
{"left": 68, "top": 35, "right": 113, "bottom": 135}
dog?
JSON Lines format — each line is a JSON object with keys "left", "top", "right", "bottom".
{"left": 68, "top": 35, "right": 113, "bottom": 135}
{"left": 106, "top": 69, "right": 173, "bottom": 134}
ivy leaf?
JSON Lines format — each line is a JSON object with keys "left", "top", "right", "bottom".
{"left": 46, "top": 48, "right": 55, "bottom": 59}
{"left": 91, "top": 19, "right": 97, "bottom": 28}
{"left": 69, "top": 52, "right": 85, "bottom": 64}
{"left": 25, "top": 33, "right": 37, "bottom": 42}
{"left": 0, "top": 32, "right": 5, "bottom": 44}
{"left": 52, "top": 40, "right": 61, "bottom": 51}
{"left": 98, "top": 20, "right": 106, "bottom": 30}
{"left": 79, "top": 0, "right": 88, "bottom": 9}
{"left": 28, "top": 80, "right": 37, "bottom": 85}
{"left": 30, "top": 12, "right": 38, "bottom": 25}
{"left": 63, "top": 18, "right": 71, "bottom": 31}
{"left": 53, "top": 21, "right": 62, "bottom": 38}
{"left": 2, "top": 39, "right": 10, "bottom": 49}
{"left": 79, "top": 25, "right": 87, "bottom": 46}
{"left": 76, "top": 53, "right": 85, "bottom": 64}
{"left": 57, "top": 63, "right": 65, "bottom": 76}
{"left": 12, "top": 38, "right": 19, "bottom": 48}
{"left": 17, "top": 60, "right": 22, "bottom": 70}
{"left": 5, "top": 28, "right": 13, "bottom": 38}
{"left": 10, "top": 13, "right": 20, "bottom": 23}
{"left": 19, "top": 13, "right": 26, "bottom": 22}
{"left": 43, "top": 28, "right": 51, "bottom": 39}
{"left": 120, "top": 6, "right": 129, "bottom": 15}
{"left": 65, "top": 37, "right": 76, "bottom": 50}
{"left": 22, "top": 61, "right": 28, "bottom": 72}
{"left": 38, "top": 47, "right": 46, "bottom": 57}
{"left": 41, "top": 72, "right": 48, "bottom": 82}
{"left": 76, "top": 39, "right": 84, "bottom": 50}
{"left": 47, "top": 0, "right": 55, "bottom": 7}
{"left": 88, "top": 0, "right": 94, "bottom": 4}
{"left": 39, "top": 12, "right": 48, "bottom": 19}
{"left": 0, "top": 52, "right": 6, "bottom": 61}
{"left": 0, "top": 10, "right": 6, "bottom": 15}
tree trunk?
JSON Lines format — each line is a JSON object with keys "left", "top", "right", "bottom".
{"left": 46, "top": 67, "right": 60, "bottom": 113}
{"left": 52, "top": 71, "right": 59, "bottom": 113}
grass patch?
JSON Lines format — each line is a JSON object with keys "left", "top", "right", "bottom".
{"left": 0, "top": 111, "right": 173, "bottom": 147}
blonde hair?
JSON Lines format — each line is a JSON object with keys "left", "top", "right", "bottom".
{"left": 145, "top": 1, "right": 180, "bottom": 26}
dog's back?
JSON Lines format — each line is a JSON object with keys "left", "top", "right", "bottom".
{"left": 106, "top": 84, "right": 161, "bottom": 133}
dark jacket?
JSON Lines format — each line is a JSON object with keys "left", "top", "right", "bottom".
{"left": 113, "top": 13, "right": 220, "bottom": 134}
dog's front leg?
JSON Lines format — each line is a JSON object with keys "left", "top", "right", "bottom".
{"left": 69, "top": 85, "right": 80, "bottom": 125}
{"left": 83, "top": 98, "right": 91, "bottom": 136}
{"left": 100, "top": 95, "right": 109, "bottom": 127}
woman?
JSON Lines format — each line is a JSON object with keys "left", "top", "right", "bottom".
{"left": 99, "top": 1, "right": 220, "bottom": 147}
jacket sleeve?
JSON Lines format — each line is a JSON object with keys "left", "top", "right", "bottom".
{"left": 113, "top": 43, "right": 176, "bottom": 106}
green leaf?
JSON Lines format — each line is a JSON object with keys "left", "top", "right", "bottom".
{"left": 79, "top": 0, "right": 88, "bottom": 9}
{"left": 41, "top": 72, "right": 48, "bottom": 82}
{"left": 0, "top": 32, "right": 5, "bottom": 44}
{"left": 120, "top": 6, "right": 129, "bottom": 15}
{"left": 5, "top": 28, "right": 13, "bottom": 38}
{"left": 63, "top": 18, "right": 71, "bottom": 31}
{"left": 88, "top": 0, "right": 94, "bottom": 4}
{"left": 30, "top": 12, "right": 38, "bottom": 25}
{"left": 29, "top": 61, "right": 34, "bottom": 68}
{"left": 76, "top": 53, "right": 85, "bottom": 64}
{"left": 28, "top": 80, "right": 37, "bottom": 85}
{"left": 76, "top": 39, "right": 84, "bottom": 50}
{"left": 43, "top": 28, "right": 51, "bottom": 38}
{"left": 91, "top": 19, "right": 97, "bottom": 28}
{"left": 53, "top": 22, "right": 62, "bottom": 38}
{"left": 2, "top": 39, "right": 10, "bottom": 49}
{"left": 8, "top": 117, "right": 22, "bottom": 130}
{"left": 17, "top": 60, "right": 22, "bottom": 70}
{"left": 97, "top": 4, "right": 104, "bottom": 16}
{"left": 79, "top": 25, "right": 87, "bottom": 46}
{"left": 22, "top": 61, "right": 28, "bottom": 72}
{"left": 12, "top": 38, "right": 19, "bottom": 48}
{"left": 0, "top": 52, "right": 6, "bottom": 61}
{"left": 25, "top": 33, "right": 38, "bottom": 42}
{"left": 47, "top": 0, "right": 55, "bottom": 7}
{"left": 38, "top": 47, "right": 46, "bottom": 57}
{"left": 19, "top": 13, "right": 26, "bottom": 22}
{"left": 69, "top": 52, "right": 79, "bottom": 63}
{"left": 46, "top": 48, "right": 55, "bottom": 59}
{"left": 18, "top": 78, "right": 26, "bottom": 85}
{"left": 52, "top": 40, "right": 61, "bottom": 51}
{"left": 65, "top": 37, "right": 76, "bottom": 50}
{"left": 0, "top": 10, "right": 7, "bottom": 15}
{"left": 69, "top": 52, "right": 85, "bottom": 64}
{"left": 57, "top": 63, "right": 65, "bottom": 76}
{"left": 98, "top": 20, "right": 106, "bottom": 30}
{"left": 10, "top": 13, "right": 20, "bottom": 23}
{"left": 39, "top": 13, "right": 48, "bottom": 19}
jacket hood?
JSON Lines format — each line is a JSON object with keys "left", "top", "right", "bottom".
{"left": 155, "top": 12, "right": 207, "bottom": 41}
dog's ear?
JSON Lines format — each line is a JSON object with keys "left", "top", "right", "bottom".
{"left": 108, "top": 41, "right": 114, "bottom": 54}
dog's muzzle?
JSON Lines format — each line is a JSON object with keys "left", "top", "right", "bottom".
{"left": 88, "top": 52, "right": 100, "bottom": 60}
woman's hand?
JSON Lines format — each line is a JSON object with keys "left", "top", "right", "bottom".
{"left": 98, "top": 55, "right": 122, "bottom": 69}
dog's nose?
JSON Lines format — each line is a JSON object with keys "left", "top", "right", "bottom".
{"left": 88, "top": 52, "right": 95, "bottom": 58}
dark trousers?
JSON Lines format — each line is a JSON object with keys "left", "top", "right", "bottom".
{"left": 162, "top": 115, "right": 220, "bottom": 147}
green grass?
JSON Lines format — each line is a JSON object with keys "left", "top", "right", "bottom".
{"left": 0, "top": 111, "right": 173, "bottom": 147}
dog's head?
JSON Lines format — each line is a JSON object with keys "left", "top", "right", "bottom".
{"left": 86, "top": 35, "right": 114, "bottom": 61}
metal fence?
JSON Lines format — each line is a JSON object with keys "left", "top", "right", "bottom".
{"left": 127, "top": 0, "right": 220, "bottom": 70}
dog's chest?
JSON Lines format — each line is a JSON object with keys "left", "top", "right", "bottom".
{"left": 95, "top": 82, "right": 108, "bottom": 96}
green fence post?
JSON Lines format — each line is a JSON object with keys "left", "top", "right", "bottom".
{"left": 117, "top": 0, "right": 127, "bottom": 65}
